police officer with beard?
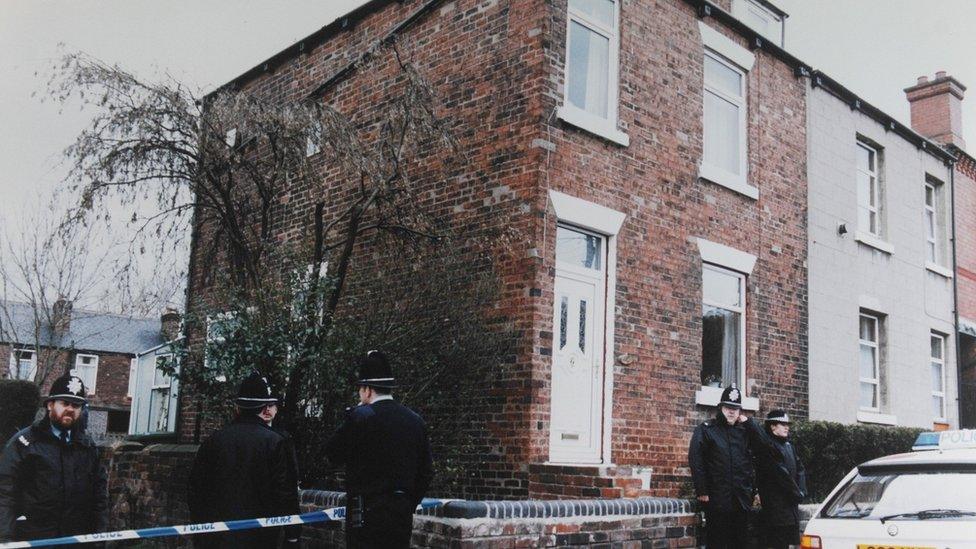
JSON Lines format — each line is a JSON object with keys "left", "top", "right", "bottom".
{"left": 188, "top": 373, "right": 301, "bottom": 548}
{"left": 0, "top": 374, "right": 108, "bottom": 544}
{"left": 742, "top": 410, "right": 807, "bottom": 549}
{"left": 326, "top": 350, "right": 433, "bottom": 549}
{"left": 688, "top": 385, "right": 755, "bottom": 549}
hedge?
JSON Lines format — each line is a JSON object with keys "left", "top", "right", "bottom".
{"left": 792, "top": 420, "right": 924, "bottom": 502}
{"left": 0, "top": 380, "right": 40, "bottom": 444}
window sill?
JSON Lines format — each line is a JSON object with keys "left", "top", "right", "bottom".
{"left": 556, "top": 105, "right": 630, "bottom": 147}
{"left": 925, "top": 262, "right": 954, "bottom": 279}
{"left": 698, "top": 163, "right": 759, "bottom": 200}
{"left": 695, "top": 385, "right": 759, "bottom": 411}
{"left": 857, "top": 410, "right": 897, "bottom": 425}
{"left": 854, "top": 231, "right": 894, "bottom": 255}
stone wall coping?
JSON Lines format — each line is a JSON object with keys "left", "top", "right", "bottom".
{"left": 299, "top": 490, "right": 694, "bottom": 520}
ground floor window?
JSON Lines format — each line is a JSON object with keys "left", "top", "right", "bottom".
{"left": 701, "top": 264, "right": 745, "bottom": 388}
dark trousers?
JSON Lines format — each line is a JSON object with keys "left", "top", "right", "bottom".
{"left": 760, "top": 522, "right": 800, "bottom": 549}
{"left": 346, "top": 494, "right": 415, "bottom": 549}
{"left": 705, "top": 505, "right": 750, "bottom": 549}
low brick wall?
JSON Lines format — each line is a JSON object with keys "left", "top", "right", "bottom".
{"left": 299, "top": 491, "right": 698, "bottom": 547}
{"left": 106, "top": 443, "right": 700, "bottom": 547}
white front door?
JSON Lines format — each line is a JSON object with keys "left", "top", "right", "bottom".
{"left": 550, "top": 226, "right": 606, "bottom": 464}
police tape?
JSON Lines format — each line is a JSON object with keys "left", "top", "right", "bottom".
{"left": 0, "top": 498, "right": 448, "bottom": 547}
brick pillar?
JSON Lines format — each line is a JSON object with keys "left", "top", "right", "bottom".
{"left": 904, "top": 72, "right": 967, "bottom": 149}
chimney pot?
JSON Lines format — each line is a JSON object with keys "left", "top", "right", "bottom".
{"left": 918, "top": 76, "right": 929, "bottom": 85}
{"left": 160, "top": 308, "right": 181, "bottom": 342}
{"left": 937, "top": 71, "right": 947, "bottom": 79}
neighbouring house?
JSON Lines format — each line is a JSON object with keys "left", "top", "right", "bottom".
{"left": 806, "top": 72, "right": 957, "bottom": 429}
{"left": 176, "top": 0, "right": 811, "bottom": 501}
{"left": 0, "top": 299, "right": 174, "bottom": 440}
{"left": 902, "top": 72, "right": 976, "bottom": 427}
{"left": 127, "top": 309, "right": 182, "bottom": 437}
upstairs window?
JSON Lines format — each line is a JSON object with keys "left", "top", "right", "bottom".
{"left": 71, "top": 354, "right": 99, "bottom": 394}
{"left": 856, "top": 140, "right": 882, "bottom": 237}
{"left": 924, "top": 177, "right": 946, "bottom": 266}
{"left": 703, "top": 52, "right": 747, "bottom": 180}
{"left": 566, "top": 0, "right": 618, "bottom": 120}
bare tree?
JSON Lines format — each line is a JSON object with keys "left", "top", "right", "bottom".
{"left": 49, "top": 41, "right": 471, "bottom": 430}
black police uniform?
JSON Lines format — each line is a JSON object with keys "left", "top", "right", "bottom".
{"left": 187, "top": 373, "right": 300, "bottom": 549}
{"left": 0, "top": 375, "right": 108, "bottom": 544}
{"left": 688, "top": 386, "right": 755, "bottom": 549}
{"left": 325, "top": 351, "right": 433, "bottom": 549}
{"left": 743, "top": 411, "right": 807, "bottom": 549}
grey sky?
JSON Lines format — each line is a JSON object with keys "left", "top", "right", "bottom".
{"left": 0, "top": 0, "right": 974, "bottom": 256}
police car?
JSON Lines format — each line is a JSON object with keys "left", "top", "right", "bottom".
{"left": 802, "top": 430, "right": 976, "bottom": 549}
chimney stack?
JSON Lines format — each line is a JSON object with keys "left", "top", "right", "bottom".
{"left": 904, "top": 71, "right": 967, "bottom": 149}
{"left": 160, "top": 308, "right": 181, "bottom": 342}
{"left": 52, "top": 297, "right": 72, "bottom": 334}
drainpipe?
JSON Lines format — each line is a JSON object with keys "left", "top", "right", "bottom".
{"left": 950, "top": 162, "right": 965, "bottom": 427}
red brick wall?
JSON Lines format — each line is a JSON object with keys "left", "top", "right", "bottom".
{"left": 956, "top": 156, "right": 976, "bottom": 322}
{"left": 533, "top": 1, "right": 808, "bottom": 496}
{"left": 0, "top": 344, "right": 132, "bottom": 409}
{"left": 181, "top": 0, "right": 808, "bottom": 500}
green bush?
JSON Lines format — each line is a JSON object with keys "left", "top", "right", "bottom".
{"left": 792, "top": 420, "right": 924, "bottom": 502}
{"left": 0, "top": 380, "right": 40, "bottom": 444}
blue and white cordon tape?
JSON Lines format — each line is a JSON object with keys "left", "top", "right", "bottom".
{"left": 0, "top": 499, "right": 447, "bottom": 547}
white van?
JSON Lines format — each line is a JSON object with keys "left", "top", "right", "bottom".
{"left": 802, "top": 430, "right": 976, "bottom": 549}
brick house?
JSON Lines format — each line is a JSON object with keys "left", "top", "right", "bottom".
{"left": 807, "top": 72, "right": 957, "bottom": 429}
{"left": 903, "top": 72, "right": 976, "bottom": 427}
{"left": 0, "top": 299, "right": 171, "bottom": 439}
{"left": 176, "top": 0, "right": 811, "bottom": 501}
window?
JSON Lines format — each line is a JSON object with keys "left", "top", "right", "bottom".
{"left": 305, "top": 122, "right": 322, "bottom": 157}
{"left": 127, "top": 358, "right": 137, "bottom": 398}
{"left": 701, "top": 264, "right": 746, "bottom": 388}
{"left": 924, "top": 178, "right": 945, "bottom": 265}
{"left": 856, "top": 140, "right": 881, "bottom": 237}
{"left": 148, "top": 354, "right": 175, "bottom": 433}
{"left": 71, "top": 354, "right": 99, "bottom": 394}
{"left": 732, "top": 0, "right": 785, "bottom": 47}
{"left": 703, "top": 52, "right": 747, "bottom": 179}
{"left": 931, "top": 332, "right": 946, "bottom": 420}
{"left": 859, "top": 313, "right": 881, "bottom": 411}
{"left": 558, "top": 0, "right": 627, "bottom": 145}
{"left": 9, "top": 349, "right": 35, "bottom": 381}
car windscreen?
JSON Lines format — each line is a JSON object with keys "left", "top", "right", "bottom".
{"left": 821, "top": 470, "right": 976, "bottom": 520}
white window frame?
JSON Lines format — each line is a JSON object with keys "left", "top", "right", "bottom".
{"left": 925, "top": 181, "right": 938, "bottom": 263}
{"left": 127, "top": 358, "right": 137, "bottom": 398}
{"left": 9, "top": 348, "right": 36, "bottom": 381}
{"left": 148, "top": 353, "right": 175, "bottom": 433}
{"left": 856, "top": 139, "right": 881, "bottom": 238}
{"left": 859, "top": 313, "right": 881, "bottom": 413}
{"left": 71, "top": 353, "right": 99, "bottom": 395}
{"left": 931, "top": 332, "right": 947, "bottom": 422}
{"left": 701, "top": 263, "right": 747, "bottom": 389}
{"left": 697, "top": 23, "right": 757, "bottom": 199}
{"left": 556, "top": 0, "right": 629, "bottom": 146}
{"left": 694, "top": 238, "right": 758, "bottom": 410}
{"left": 305, "top": 122, "right": 323, "bottom": 157}
{"left": 732, "top": 0, "right": 785, "bottom": 47}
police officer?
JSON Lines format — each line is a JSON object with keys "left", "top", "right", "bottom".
{"left": 325, "top": 350, "right": 433, "bottom": 549}
{"left": 187, "top": 373, "right": 301, "bottom": 548}
{"left": 688, "top": 385, "right": 755, "bottom": 549}
{"left": 743, "top": 410, "right": 807, "bottom": 549}
{"left": 0, "top": 374, "right": 108, "bottom": 544}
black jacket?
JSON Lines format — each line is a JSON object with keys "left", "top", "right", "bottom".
{"left": 187, "top": 415, "right": 300, "bottom": 548}
{"left": 325, "top": 399, "right": 433, "bottom": 507}
{"left": 0, "top": 416, "right": 108, "bottom": 542}
{"left": 688, "top": 413, "right": 756, "bottom": 513}
{"left": 743, "top": 418, "right": 807, "bottom": 526}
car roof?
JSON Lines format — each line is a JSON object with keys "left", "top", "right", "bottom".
{"left": 860, "top": 448, "right": 976, "bottom": 471}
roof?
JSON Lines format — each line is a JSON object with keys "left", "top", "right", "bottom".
{"left": 0, "top": 301, "right": 164, "bottom": 356}
{"left": 859, "top": 449, "right": 976, "bottom": 471}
